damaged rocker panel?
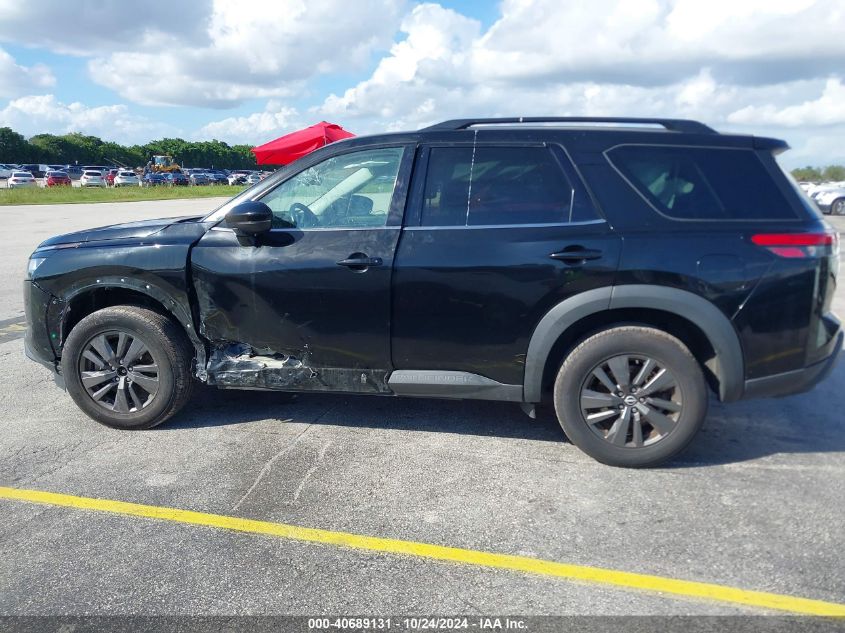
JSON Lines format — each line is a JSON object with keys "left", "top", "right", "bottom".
{"left": 206, "top": 343, "right": 391, "bottom": 393}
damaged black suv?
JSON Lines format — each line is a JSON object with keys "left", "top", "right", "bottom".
{"left": 24, "top": 117, "right": 841, "bottom": 467}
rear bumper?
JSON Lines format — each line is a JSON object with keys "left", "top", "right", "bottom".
{"left": 742, "top": 329, "right": 842, "bottom": 399}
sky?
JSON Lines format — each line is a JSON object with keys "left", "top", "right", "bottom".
{"left": 0, "top": 0, "right": 843, "bottom": 168}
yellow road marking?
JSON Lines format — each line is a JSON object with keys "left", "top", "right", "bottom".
{"left": 2, "top": 485, "right": 844, "bottom": 616}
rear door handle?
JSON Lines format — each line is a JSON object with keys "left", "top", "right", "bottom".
{"left": 336, "top": 253, "right": 383, "bottom": 270}
{"left": 550, "top": 248, "right": 603, "bottom": 263}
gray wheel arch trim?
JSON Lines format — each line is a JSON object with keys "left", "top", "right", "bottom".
{"left": 523, "top": 285, "right": 744, "bottom": 403}
{"left": 59, "top": 277, "right": 207, "bottom": 380}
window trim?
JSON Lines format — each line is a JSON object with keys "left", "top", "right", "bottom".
{"left": 413, "top": 142, "right": 594, "bottom": 229}
{"left": 604, "top": 142, "right": 801, "bottom": 223}
{"left": 403, "top": 218, "right": 606, "bottom": 231}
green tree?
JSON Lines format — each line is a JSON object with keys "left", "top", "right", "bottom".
{"left": 790, "top": 166, "right": 823, "bottom": 182}
{"left": 1, "top": 126, "right": 267, "bottom": 170}
{"left": 0, "top": 127, "right": 33, "bottom": 163}
{"left": 821, "top": 165, "right": 845, "bottom": 181}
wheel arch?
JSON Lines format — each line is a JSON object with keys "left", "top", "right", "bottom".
{"left": 523, "top": 285, "right": 744, "bottom": 403}
{"left": 58, "top": 278, "right": 207, "bottom": 379}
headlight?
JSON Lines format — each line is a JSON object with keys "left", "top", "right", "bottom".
{"left": 27, "top": 257, "right": 47, "bottom": 278}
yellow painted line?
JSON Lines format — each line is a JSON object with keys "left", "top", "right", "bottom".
{"left": 1, "top": 485, "right": 844, "bottom": 617}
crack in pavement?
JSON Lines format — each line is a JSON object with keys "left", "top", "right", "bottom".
{"left": 230, "top": 405, "right": 335, "bottom": 512}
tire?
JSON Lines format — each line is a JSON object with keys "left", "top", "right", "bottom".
{"left": 832, "top": 198, "right": 845, "bottom": 216}
{"left": 61, "top": 306, "right": 195, "bottom": 430}
{"left": 553, "top": 326, "right": 707, "bottom": 468}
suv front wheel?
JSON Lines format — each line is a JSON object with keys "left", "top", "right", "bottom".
{"left": 554, "top": 326, "right": 707, "bottom": 468}
{"left": 61, "top": 306, "right": 195, "bottom": 429}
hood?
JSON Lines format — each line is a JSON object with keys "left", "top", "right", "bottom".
{"left": 37, "top": 215, "right": 203, "bottom": 248}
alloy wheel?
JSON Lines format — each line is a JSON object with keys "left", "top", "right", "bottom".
{"left": 579, "top": 354, "right": 683, "bottom": 448}
{"left": 78, "top": 330, "right": 160, "bottom": 413}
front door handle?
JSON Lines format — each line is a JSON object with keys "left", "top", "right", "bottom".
{"left": 336, "top": 253, "right": 383, "bottom": 271}
{"left": 550, "top": 247, "right": 603, "bottom": 263}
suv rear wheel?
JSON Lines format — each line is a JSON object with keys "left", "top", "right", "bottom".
{"left": 61, "top": 306, "right": 195, "bottom": 429}
{"left": 553, "top": 326, "right": 707, "bottom": 468}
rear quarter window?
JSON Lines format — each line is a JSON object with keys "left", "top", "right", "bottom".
{"left": 607, "top": 145, "right": 796, "bottom": 221}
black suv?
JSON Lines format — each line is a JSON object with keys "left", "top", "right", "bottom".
{"left": 24, "top": 117, "right": 841, "bottom": 467}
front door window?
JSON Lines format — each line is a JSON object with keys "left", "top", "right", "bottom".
{"left": 258, "top": 147, "right": 406, "bottom": 229}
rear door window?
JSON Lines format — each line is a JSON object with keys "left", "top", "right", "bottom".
{"left": 420, "top": 146, "right": 576, "bottom": 226}
{"left": 607, "top": 145, "right": 796, "bottom": 220}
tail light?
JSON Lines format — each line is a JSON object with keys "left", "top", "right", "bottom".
{"left": 751, "top": 231, "right": 839, "bottom": 259}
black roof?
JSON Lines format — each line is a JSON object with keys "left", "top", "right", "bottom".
{"left": 334, "top": 116, "right": 787, "bottom": 153}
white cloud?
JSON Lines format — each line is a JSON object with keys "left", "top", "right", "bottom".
{"left": 0, "top": 94, "right": 176, "bottom": 144}
{"left": 196, "top": 102, "right": 301, "bottom": 144}
{"left": 87, "top": 0, "right": 405, "bottom": 108}
{"left": 0, "top": 0, "right": 208, "bottom": 56}
{"left": 0, "top": 47, "right": 54, "bottom": 99}
{"left": 0, "top": 0, "right": 404, "bottom": 109}
{"left": 307, "top": 0, "right": 845, "bottom": 168}
{"left": 727, "top": 78, "right": 845, "bottom": 127}
{"left": 2, "top": 0, "right": 845, "bottom": 167}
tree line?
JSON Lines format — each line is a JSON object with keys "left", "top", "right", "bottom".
{"left": 0, "top": 127, "right": 263, "bottom": 170}
{"left": 789, "top": 165, "right": 845, "bottom": 182}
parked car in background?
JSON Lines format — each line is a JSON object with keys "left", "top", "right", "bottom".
{"left": 7, "top": 171, "right": 37, "bottom": 188}
{"left": 245, "top": 173, "right": 262, "bottom": 185}
{"left": 19, "top": 164, "right": 46, "bottom": 178}
{"left": 0, "top": 164, "right": 16, "bottom": 178}
{"left": 105, "top": 169, "right": 119, "bottom": 187}
{"left": 64, "top": 166, "right": 84, "bottom": 180}
{"left": 113, "top": 171, "right": 140, "bottom": 187}
{"left": 189, "top": 172, "right": 209, "bottom": 186}
{"left": 45, "top": 171, "right": 72, "bottom": 187}
{"left": 808, "top": 182, "right": 845, "bottom": 201}
{"left": 79, "top": 170, "right": 106, "bottom": 187}
{"left": 228, "top": 171, "right": 248, "bottom": 185}
{"left": 814, "top": 188, "right": 845, "bottom": 215}
{"left": 164, "top": 171, "right": 189, "bottom": 186}
{"left": 207, "top": 171, "right": 228, "bottom": 185}
{"left": 142, "top": 172, "right": 166, "bottom": 187}
{"left": 81, "top": 166, "right": 112, "bottom": 176}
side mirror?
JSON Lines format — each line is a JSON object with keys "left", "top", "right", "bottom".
{"left": 225, "top": 201, "right": 272, "bottom": 236}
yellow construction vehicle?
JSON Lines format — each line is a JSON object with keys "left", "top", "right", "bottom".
{"left": 148, "top": 155, "right": 181, "bottom": 173}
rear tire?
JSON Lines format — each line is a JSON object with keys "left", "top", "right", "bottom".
{"left": 553, "top": 326, "right": 707, "bottom": 468}
{"left": 61, "top": 306, "right": 195, "bottom": 430}
{"left": 832, "top": 198, "right": 845, "bottom": 216}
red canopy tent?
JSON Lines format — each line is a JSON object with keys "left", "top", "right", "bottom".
{"left": 251, "top": 121, "right": 355, "bottom": 166}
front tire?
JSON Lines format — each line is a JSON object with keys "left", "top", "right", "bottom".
{"left": 553, "top": 326, "right": 707, "bottom": 468}
{"left": 61, "top": 306, "right": 195, "bottom": 429}
{"left": 832, "top": 198, "right": 845, "bottom": 216}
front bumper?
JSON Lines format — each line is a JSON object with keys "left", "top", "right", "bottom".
{"left": 743, "top": 329, "right": 842, "bottom": 399}
{"left": 23, "top": 280, "right": 61, "bottom": 375}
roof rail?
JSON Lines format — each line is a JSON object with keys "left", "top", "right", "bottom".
{"left": 421, "top": 117, "right": 717, "bottom": 135}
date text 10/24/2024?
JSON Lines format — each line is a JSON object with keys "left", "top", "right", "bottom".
{"left": 308, "top": 617, "right": 528, "bottom": 630}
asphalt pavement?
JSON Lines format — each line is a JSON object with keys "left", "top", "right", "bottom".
{"left": 0, "top": 200, "right": 843, "bottom": 619}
